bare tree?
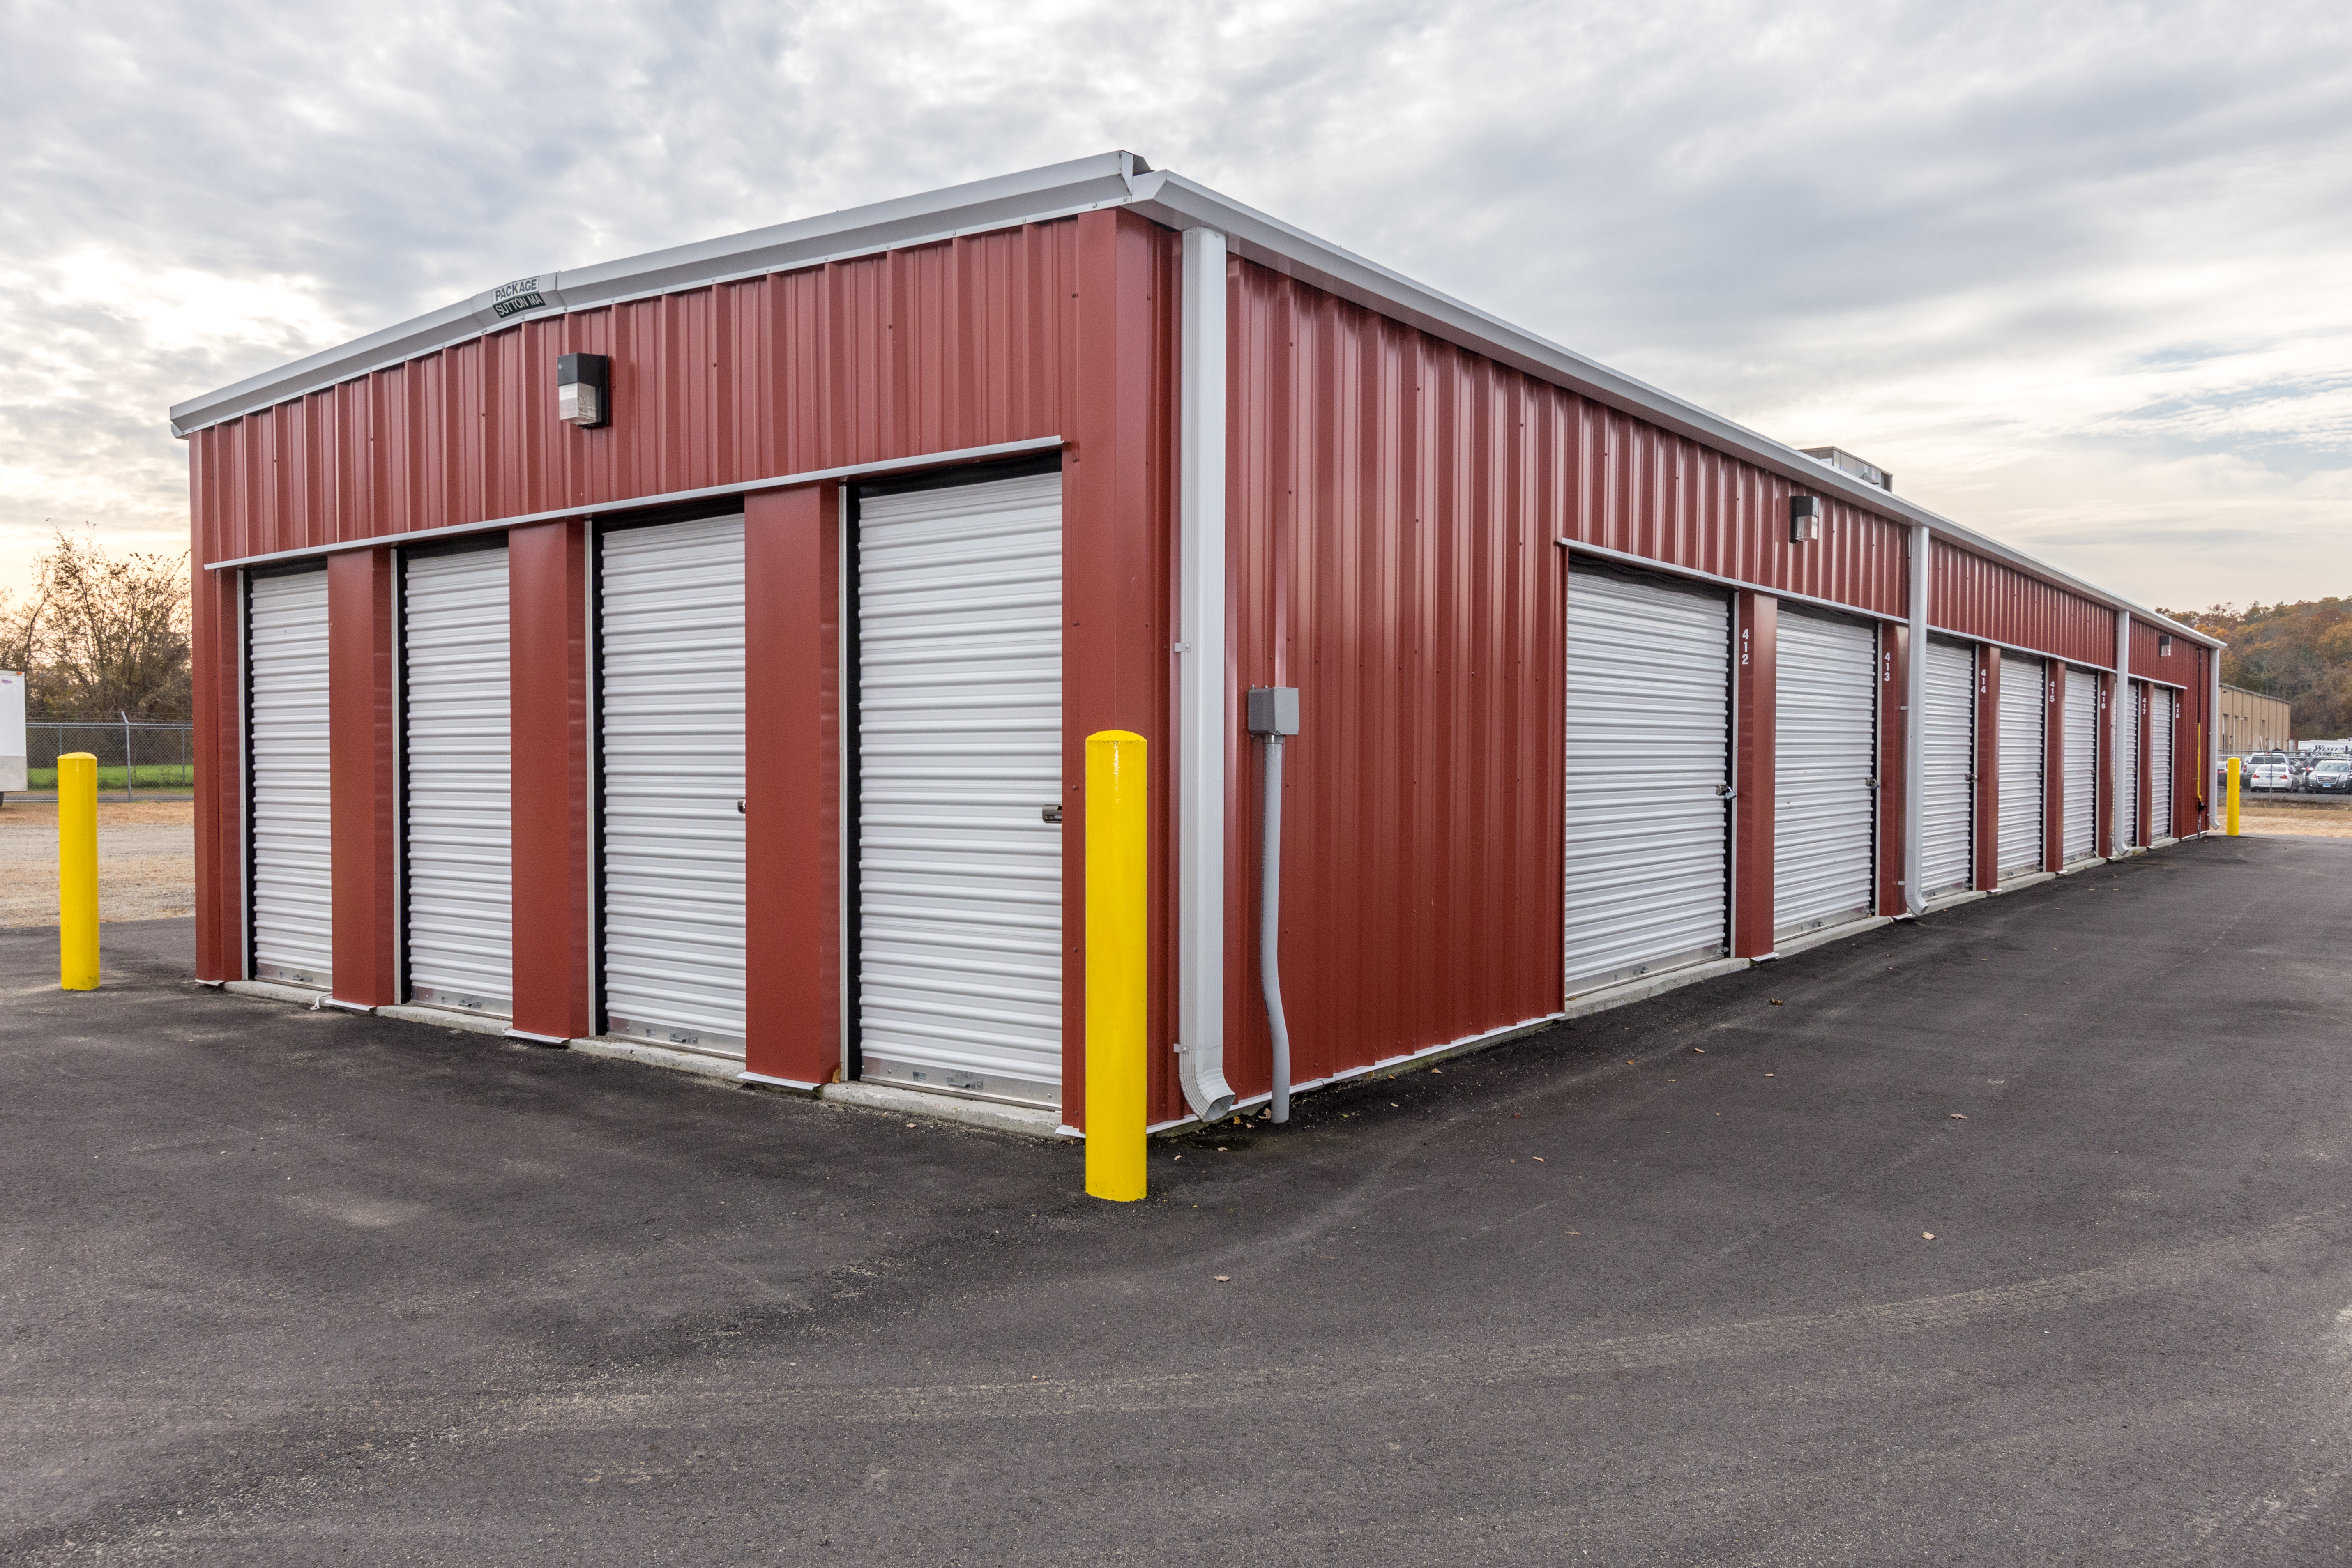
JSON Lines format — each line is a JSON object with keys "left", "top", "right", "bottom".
{"left": 0, "top": 528, "right": 191, "bottom": 720}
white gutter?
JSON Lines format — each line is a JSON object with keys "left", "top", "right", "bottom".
{"left": 1174, "top": 227, "right": 1237, "bottom": 1124}
{"left": 169, "top": 150, "right": 2221, "bottom": 656}
{"left": 2211, "top": 648, "right": 2225, "bottom": 815}
{"left": 1903, "top": 523, "right": 1928, "bottom": 915}
{"left": 169, "top": 152, "right": 1150, "bottom": 437}
{"left": 2114, "top": 610, "right": 2133, "bottom": 852}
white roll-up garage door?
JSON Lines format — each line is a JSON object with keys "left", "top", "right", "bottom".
{"left": 2062, "top": 665, "right": 2099, "bottom": 864}
{"left": 1919, "top": 638, "right": 1975, "bottom": 900}
{"left": 2120, "top": 680, "right": 2144, "bottom": 850}
{"left": 1562, "top": 567, "right": 1730, "bottom": 997}
{"left": 1997, "top": 656, "right": 2045, "bottom": 878}
{"left": 856, "top": 471, "right": 1064, "bottom": 1109}
{"left": 1774, "top": 608, "right": 1879, "bottom": 940}
{"left": 402, "top": 545, "right": 511, "bottom": 1015}
{"left": 249, "top": 569, "right": 334, "bottom": 988}
{"left": 599, "top": 515, "right": 746, "bottom": 1055}
{"left": 2151, "top": 688, "right": 2175, "bottom": 840}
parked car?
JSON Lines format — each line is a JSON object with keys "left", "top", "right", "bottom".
{"left": 2246, "top": 753, "right": 2296, "bottom": 791}
{"left": 2308, "top": 760, "right": 2352, "bottom": 794}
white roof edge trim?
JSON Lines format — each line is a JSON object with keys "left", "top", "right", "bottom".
{"left": 1123, "top": 172, "right": 2220, "bottom": 654}
{"left": 171, "top": 151, "right": 2217, "bottom": 653}
{"left": 169, "top": 152, "right": 1146, "bottom": 437}
{"left": 199, "top": 435, "right": 1067, "bottom": 573}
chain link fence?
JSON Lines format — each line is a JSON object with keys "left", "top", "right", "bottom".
{"left": 21, "top": 721, "right": 195, "bottom": 794}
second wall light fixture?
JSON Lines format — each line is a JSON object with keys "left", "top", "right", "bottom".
{"left": 558, "top": 353, "right": 610, "bottom": 428}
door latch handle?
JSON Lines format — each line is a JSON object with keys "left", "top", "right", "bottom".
{"left": 1041, "top": 806, "right": 1063, "bottom": 824}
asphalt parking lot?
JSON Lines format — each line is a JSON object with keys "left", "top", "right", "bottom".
{"left": 5, "top": 835, "right": 2350, "bottom": 1566}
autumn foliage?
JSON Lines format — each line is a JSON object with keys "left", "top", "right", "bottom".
{"left": 2155, "top": 599, "right": 2352, "bottom": 741}
{"left": 0, "top": 530, "right": 192, "bottom": 721}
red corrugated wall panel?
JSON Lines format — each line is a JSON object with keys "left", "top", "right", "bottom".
{"left": 1220, "top": 256, "right": 1929, "bottom": 1097}
{"left": 1573, "top": 410, "right": 1906, "bottom": 611}
{"left": 1929, "top": 539, "right": 2117, "bottom": 668}
{"left": 189, "top": 212, "right": 1172, "bottom": 1112}
{"left": 2127, "top": 616, "right": 2191, "bottom": 684}
{"left": 188, "top": 223, "right": 1088, "bottom": 566}
{"left": 1226, "top": 264, "right": 1562, "bottom": 1094}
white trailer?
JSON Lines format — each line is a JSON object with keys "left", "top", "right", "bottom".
{"left": 0, "top": 670, "right": 26, "bottom": 794}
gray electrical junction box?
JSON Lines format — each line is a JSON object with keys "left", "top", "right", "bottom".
{"left": 1247, "top": 686, "right": 1301, "bottom": 736}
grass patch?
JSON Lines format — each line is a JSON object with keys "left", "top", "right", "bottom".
{"left": 23, "top": 765, "right": 195, "bottom": 790}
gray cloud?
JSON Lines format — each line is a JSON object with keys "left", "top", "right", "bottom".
{"left": 3, "top": 0, "right": 2347, "bottom": 608}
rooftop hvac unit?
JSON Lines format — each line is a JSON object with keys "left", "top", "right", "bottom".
{"left": 1801, "top": 446, "right": 1894, "bottom": 492}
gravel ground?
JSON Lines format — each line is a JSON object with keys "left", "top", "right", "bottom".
{"left": 0, "top": 801, "right": 194, "bottom": 926}
{"left": 2238, "top": 802, "right": 2352, "bottom": 838}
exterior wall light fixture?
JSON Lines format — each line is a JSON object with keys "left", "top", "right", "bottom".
{"left": 558, "top": 353, "right": 610, "bottom": 428}
{"left": 1790, "top": 495, "right": 1823, "bottom": 543}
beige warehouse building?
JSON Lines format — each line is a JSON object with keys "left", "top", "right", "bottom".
{"left": 2218, "top": 684, "right": 2293, "bottom": 755}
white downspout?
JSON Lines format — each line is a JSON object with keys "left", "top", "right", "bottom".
{"left": 2210, "top": 645, "right": 2224, "bottom": 828}
{"left": 1903, "top": 523, "right": 1928, "bottom": 915}
{"left": 2114, "top": 610, "right": 2131, "bottom": 855}
{"left": 1175, "top": 226, "right": 1236, "bottom": 1124}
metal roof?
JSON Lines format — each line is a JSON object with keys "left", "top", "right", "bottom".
{"left": 168, "top": 150, "right": 2219, "bottom": 650}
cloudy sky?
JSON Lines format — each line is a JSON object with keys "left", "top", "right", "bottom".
{"left": 4, "top": 0, "right": 2347, "bottom": 612}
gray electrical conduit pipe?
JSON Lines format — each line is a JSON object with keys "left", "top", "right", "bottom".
{"left": 1260, "top": 729, "right": 1292, "bottom": 1124}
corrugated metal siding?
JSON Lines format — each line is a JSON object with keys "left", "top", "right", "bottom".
{"left": 1930, "top": 539, "right": 2117, "bottom": 669}
{"left": 187, "top": 224, "right": 1087, "bottom": 567}
{"left": 1571, "top": 422, "right": 1905, "bottom": 615}
{"left": 1225, "top": 264, "right": 1564, "bottom": 1094}
{"left": 189, "top": 203, "right": 2216, "bottom": 1117}
{"left": 2128, "top": 617, "right": 2189, "bottom": 683}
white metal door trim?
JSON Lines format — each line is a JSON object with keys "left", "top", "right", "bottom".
{"left": 402, "top": 546, "right": 513, "bottom": 1015}
{"left": 599, "top": 513, "right": 748, "bottom": 1055}
{"left": 2063, "top": 666, "right": 2099, "bottom": 863}
{"left": 1774, "top": 607, "right": 1878, "bottom": 939}
{"left": 248, "top": 569, "right": 333, "bottom": 988}
{"left": 1919, "top": 637, "right": 1974, "bottom": 898}
{"left": 856, "top": 471, "right": 1064, "bottom": 1110}
{"left": 1562, "top": 567, "right": 1731, "bottom": 996}
{"left": 1997, "top": 656, "right": 2045, "bottom": 877}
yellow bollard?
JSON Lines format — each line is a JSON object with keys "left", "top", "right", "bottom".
{"left": 2225, "top": 755, "right": 2240, "bottom": 837}
{"left": 1083, "top": 730, "right": 1147, "bottom": 1202}
{"left": 58, "top": 752, "right": 99, "bottom": 990}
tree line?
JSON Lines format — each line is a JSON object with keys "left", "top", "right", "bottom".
{"left": 0, "top": 530, "right": 192, "bottom": 721}
{"left": 2155, "top": 598, "right": 2352, "bottom": 741}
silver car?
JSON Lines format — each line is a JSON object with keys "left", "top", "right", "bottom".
{"left": 2307, "top": 760, "right": 2352, "bottom": 794}
{"left": 2246, "top": 753, "right": 2295, "bottom": 791}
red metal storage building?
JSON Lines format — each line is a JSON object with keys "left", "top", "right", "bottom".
{"left": 173, "top": 152, "right": 2224, "bottom": 1136}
